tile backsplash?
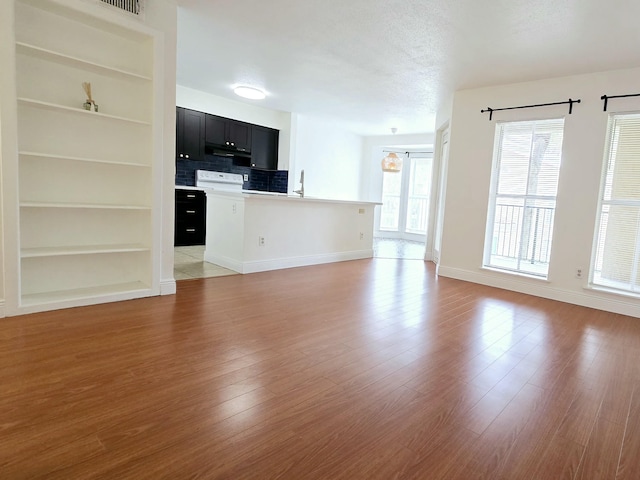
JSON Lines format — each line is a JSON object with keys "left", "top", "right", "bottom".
{"left": 175, "top": 154, "right": 288, "bottom": 193}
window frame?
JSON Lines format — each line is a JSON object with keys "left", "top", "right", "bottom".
{"left": 378, "top": 153, "right": 433, "bottom": 238}
{"left": 483, "top": 117, "right": 565, "bottom": 279}
{"left": 589, "top": 111, "right": 640, "bottom": 296}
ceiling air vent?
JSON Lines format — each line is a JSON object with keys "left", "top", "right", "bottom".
{"left": 99, "top": 0, "right": 141, "bottom": 15}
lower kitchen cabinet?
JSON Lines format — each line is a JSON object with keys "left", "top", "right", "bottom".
{"left": 175, "top": 189, "right": 206, "bottom": 246}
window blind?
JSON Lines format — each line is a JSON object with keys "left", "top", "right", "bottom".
{"left": 591, "top": 113, "right": 640, "bottom": 293}
{"left": 485, "top": 119, "right": 565, "bottom": 277}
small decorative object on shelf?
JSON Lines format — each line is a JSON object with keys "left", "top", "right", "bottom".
{"left": 81, "top": 81, "right": 98, "bottom": 112}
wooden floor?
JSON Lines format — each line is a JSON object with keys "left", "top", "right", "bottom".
{"left": 2, "top": 259, "right": 640, "bottom": 479}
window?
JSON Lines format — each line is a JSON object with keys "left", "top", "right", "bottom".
{"left": 591, "top": 113, "right": 640, "bottom": 294}
{"left": 380, "top": 169, "right": 402, "bottom": 231}
{"left": 379, "top": 155, "right": 433, "bottom": 236}
{"left": 484, "top": 119, "right": 565, "bottom": 277}
{"left": 406, "top": 157, "right": 433, "bottom": 234}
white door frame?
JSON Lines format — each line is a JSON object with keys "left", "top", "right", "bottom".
{"left": 431, "top": 123, "right": 450, "bottom": 266}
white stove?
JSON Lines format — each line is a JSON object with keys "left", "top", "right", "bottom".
{"left": 195, "top": 170, "right": 244, "bottom": 192}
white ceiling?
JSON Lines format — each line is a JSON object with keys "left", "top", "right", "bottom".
{"left": 176, "top": 0, "right": 640, "bottom": 136}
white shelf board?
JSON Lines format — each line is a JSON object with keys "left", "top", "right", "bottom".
{"left": 18, "top": 97, "right": 151, "bottom": 125}
{"left": 21, "top": 281, "right": 151, "bottom": 307}
{"left": 16, "top": 42, "right": 152, "bottom": 81}
{"left": 19, "top": 151, "right": 149, "bottom": 168}
{"left": 20, "top": 201, "right": 151, "bottom": 210}
{"left": 21, "top": 244, "right": 150, "bottom": 258}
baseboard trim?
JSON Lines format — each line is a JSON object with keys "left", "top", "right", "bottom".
{"left": 0, "top": 300, "right": 5, "bottom": 318}
{"left": 14, "top": 289, "right": 156, "bottom": 316}
{"left": 205, "top": 250, "right": 374, "bottom": 274}
{"left": 437, "top": 266, "right": 640, "bottom": 318}
{"left": 203, "top": 251, "right": 244, "bottom": 273}
{"left": 160, "top": 279, "right": 177, "bottom": 295}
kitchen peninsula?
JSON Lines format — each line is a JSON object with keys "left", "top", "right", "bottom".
{"left": 203, "top": 191, "right": 380, "bottom": 274}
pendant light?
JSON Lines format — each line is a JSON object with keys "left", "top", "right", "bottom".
{"left": 381, "top": 128, "right": 402, "bottom": 172}
{"left": 381, "top": 152, "right": 402, "bottom": 173}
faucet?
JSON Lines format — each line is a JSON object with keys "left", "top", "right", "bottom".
{"left": 294, "top": 169, "right": 305, "bottom": 198}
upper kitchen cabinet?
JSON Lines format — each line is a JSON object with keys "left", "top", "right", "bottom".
{"left": 250, "top": 125, "right": 279, "bottom": 170}
{"left": 176, "top": 107, "right": 205, "bottom": 161}
{"left": 205, "top": 114, "right": 252, "bottom": 152}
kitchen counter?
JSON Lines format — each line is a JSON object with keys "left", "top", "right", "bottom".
{"left": 238, "top": 190, "right": 381, "bottom": 206}
{"left": 202, "top": 190, "right": 381, "bottom": 274}
{"left": 176, "top": 186, "right": 377, "bottom": 207}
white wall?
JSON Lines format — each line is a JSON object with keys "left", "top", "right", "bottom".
{"left": 143, "top": 0, "right": 178, "bottom": 296}
{"left": 438, "top": 66, "right": 640, "bottom": 317}
{"left": 291, "top": 114, "right": 364, "bottom": 200}
{"left": 0, "top": 0, "right": 14, "bottom": 316}
{"left": 435, "top": 94, "right": 454, "bottom": 133}
{"left": 176, "top": 85, "right": 293, "bottom": 170}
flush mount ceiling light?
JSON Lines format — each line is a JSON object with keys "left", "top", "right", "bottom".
{"left": 233, "top": 86, "right": 266, "bottom": 100}
{"left": 381, "top": 128, "right": 402, "bottom": 173}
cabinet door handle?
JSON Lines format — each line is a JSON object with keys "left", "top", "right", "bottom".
{"left": 226, "top": 141, "right": 230, "bottom": 145}
{"left": 230, "top": 142, "right": 235, "bottom": 146}
{"left": 186, "top": 228, "right": 196, "bottom": 232}
{"left": 186, "top": 210, "right": 196, "bottom": 214}
{"left": 185, "top": 154, "right": 189, "bottom": 159}
{"left": 186, "top": 194, "right": 196, "bottom": 198}
{"left": 179, "top": 154, "right": 184, "bottom": 158}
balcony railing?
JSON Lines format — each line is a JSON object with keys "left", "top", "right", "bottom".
{"left": 406, "top": 196, "right": 429, "bottom": 234}
{"left": 489, "top": 203, "right": 554, "bottom": 274}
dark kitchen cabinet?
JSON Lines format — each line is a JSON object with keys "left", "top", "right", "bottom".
{"left": 176, "top": 107, "right": 205, "bottom": 161}
{"left": 175, "top": 189, "right": 206, "bottom": 246}
{"left": 205, "top": 114, "right": 252, "bottom": 152}
{"left": 227, "top": 121, "right": 251, "bottom": 151}
{"left": 250, "top": 125, "right": 279, "bottom": 170}
{"left": 204, "top": 115, "right": 226, "bottom": 146}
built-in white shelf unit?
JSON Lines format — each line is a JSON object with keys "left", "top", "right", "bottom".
{"left": 10, "top": 0, "right": 161, "bottom": 313}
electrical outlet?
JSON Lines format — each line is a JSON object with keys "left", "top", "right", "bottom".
{"left": 232, "top": 203, "right": 236, "bottom": 214}
{"left": 258, "top": 236, "right": 265, "bottom": 246}
{"left": 359, "top": 232, "right": 364, "bottom": 240}
{"left": 575, "top": 268, "right": 583, "bottom": 279}
{"left": 243, "top": 174, "right": 249, "bottom": 181}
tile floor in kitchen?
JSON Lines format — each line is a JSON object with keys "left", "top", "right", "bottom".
{"left": 175, "top": 238, "right": 426, "bottom": 281}
{"left": 373, "top": 237, "right": 426, "bottom": 260}
{"left": 173, "top": 246, "right": 237, "bottom": 280}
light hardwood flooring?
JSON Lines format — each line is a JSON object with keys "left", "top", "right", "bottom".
{"left": 2, "top": 259, "right": 640, "bottom": 478}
